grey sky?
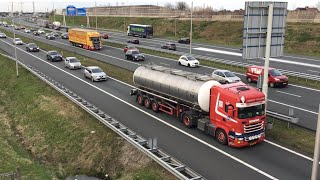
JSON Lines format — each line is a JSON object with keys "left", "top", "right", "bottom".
{"left": 1, "top": 0, "right": 319, "bottom": 12}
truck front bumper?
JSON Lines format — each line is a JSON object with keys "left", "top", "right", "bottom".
{"left": 228, "top": 131, "right": 265, "bottom": 148}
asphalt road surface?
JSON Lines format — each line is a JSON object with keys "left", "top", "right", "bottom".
{"left": 0, "top": 29, "right": 320, "bottom": 180}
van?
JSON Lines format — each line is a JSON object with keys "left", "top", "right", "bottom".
{"left": 246, "top": 66, "right": 288, "bottom": 87}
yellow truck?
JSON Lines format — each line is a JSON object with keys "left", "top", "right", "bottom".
{"left": 68, "top": 28, "right": 102, "bottom": 50}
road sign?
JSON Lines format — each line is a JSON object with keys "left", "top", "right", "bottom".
{"left": 242, "top": 1, "right": 288, "bottom": 60}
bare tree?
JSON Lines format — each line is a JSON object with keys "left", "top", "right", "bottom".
{"left": 317, "top": 1, "right": 320, "bottom": 10}
{"left": 165, "top": 2, "right": 174, "bottom": 9}
{"left": 176, "top": 1, "right": 189, "bottom": 11}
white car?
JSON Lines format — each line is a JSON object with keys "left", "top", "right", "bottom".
{"left": 64, "top": 57, "right": 82, "bottom": 69}
{"left": 178, "top": 55, "right": 199, "bottom": 67}
{"left": 212, "top": 69, "right": 241, "bottom": 83}
{"left": 84, "top": 66, "right": 107, "bottom": 82}
{"left": 37, "top": 29, "right": 45, "bottom": 34}
{"left": 24, "top": 29, "right": 31, "bottom": 33}
{"left": 0, "top": 33, "right": 6, "bottom": 38}
{"left": 13, "top": 38, "right": 23, "bottom": 45}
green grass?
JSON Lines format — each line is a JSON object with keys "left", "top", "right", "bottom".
{"left": 0, "top": 28, "right": 317, "bottom": 158}
{"left": 0, "top": 55, "right": 174, "bottom": 178}
{"left": 50, "top": 15, "right": 320, "bottom": 57}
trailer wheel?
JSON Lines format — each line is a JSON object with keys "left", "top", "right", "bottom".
{"left": 182, "top": 112, "right": 196, "bottom": 128}
{"left": 216, "top": 129, "right": 228, "bottom": 145}
{"left": 137, "top": 94, "right": 144, "bottom": 106}
{"left": 151, "top": 100, "right": 159, "bottom": 112}
{"left": 144, "top": 97, "right": 151, "bottom": 109}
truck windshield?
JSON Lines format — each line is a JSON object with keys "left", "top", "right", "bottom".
{"left": 269, "top": 69, "right": 282, "bottom": 76}
{"left": 90, "top": 37, "right": 100, "bottom": 43}
{"left": 238, "top": 104, "right": 265, "bottom": 119}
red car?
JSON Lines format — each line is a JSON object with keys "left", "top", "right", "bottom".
{"left": 101, "top": 33, "right": 109, "bottom": 39}
{"left": 246, "top": 65, "right": 288, "bottom": 88}
{"left": 124, "top": 45, "right": 138, "bottom": 53}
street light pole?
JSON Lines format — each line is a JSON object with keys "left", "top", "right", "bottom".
{"left": 12, "top": 1, "right": 19, "bottom": 77}
{"left": 262, "top": 4, "right": 273, "bottom": 104}
{"left": 311, "top": 104, "right": 320, "bottom": 180}
{"left": 189, "top": 1, "right": 193, "bottom": 55}
{"left": 95, "top": 1, "right": 97, "bottom": 31}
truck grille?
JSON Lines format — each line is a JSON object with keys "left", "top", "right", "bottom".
{"left": 244, "top": 122, "right": 264, "bottom": 133}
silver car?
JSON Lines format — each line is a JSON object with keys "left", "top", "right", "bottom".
{"left": 64, "top": 57, "right": 82, "bottom": 69}
{"left": 0, "top": 33, "right": 6, "bottom": 38}
{"left": 84, "top": 66, "right": 107, "bottom": 82}
{"left": 212, "top": 69, "right": 241, "bottom": 83}
{"left": 13, "top": 38, "right": 23, "bottom": 45}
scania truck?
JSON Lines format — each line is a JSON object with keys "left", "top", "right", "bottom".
{"left": 130, "top": 65, "right": 266, "bottom": 147}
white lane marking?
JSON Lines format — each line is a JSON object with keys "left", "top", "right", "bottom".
{"left": 194, "top": 47, "right": 320, "bottom": 69}
{"left": 289, "top": 84, "right": 320, "bottom": 92}
{"left": 7, "top": 29, "right": 319, "bottom": 116}
{"left": 308, "top": 70, "right": 319, "bottom": 73}
{"left": 284, "top": 55, "right": 320, "bottom": 62}
{"left": 1, "top": 39, "right": 278, "bottom": 180}
{"left": 3, "top": 37, "right": 320, "bottom": 173}
{"left": 276, "top": 91, "right": 301, "bottom": 98}
{"left": 268, "top": 99, "right": 317, "bottom": 114}
{"left": 265, "top": 140, "right": 320, "bottom": 165}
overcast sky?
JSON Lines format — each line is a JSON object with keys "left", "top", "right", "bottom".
{"left": 1, "top": 0, "right": 319, "bottom": 12}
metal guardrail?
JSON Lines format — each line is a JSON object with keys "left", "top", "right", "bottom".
{"left": 0, "top": 53, "right": 204, "bottom": 180}
{"left": 107, "top": 39, "right": 320, "bottom": 82}
{"left": 266, "top": 110, "right": 299, "bottom": 124}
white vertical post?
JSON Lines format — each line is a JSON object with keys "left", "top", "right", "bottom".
{"left": 63, "top": 12, "right": 66, "bottom": 27}
{"left": 53, "top": 2, "right": 55, "bottom": 22}
{"left": 189, "top": 1, "right": 193, "bottom": 55}
{"left": 95, "top": 1, "right": 97, "bottom": 30}
{"left": 12, "top": 1, "right": 19, "bottom": 77}
{"left": 262, "top": 3, "right": 273, "bottom": 105}
{"left": 311, "top": 105, "right": 320, "bottom": 180}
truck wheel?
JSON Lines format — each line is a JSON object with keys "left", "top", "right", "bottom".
{"left": 247, "top": 77, "right": 252, "bottom": 83}
{"left": 144, "top": 97, "right": 151, "bottom": 109}
{"left": 216, "top": 129, "right": 228, "bottom": 145}
{"left": 270, "top": 82, "right": 275, "bottom": 88}
{"left": 137, "top": 94, "right": 144, "bottom": 106}
{"left": 182, "top": 112, "right": 196, "bottom": 128}
{"left": 151, "top": 100, "right": 159, "bottom": 112}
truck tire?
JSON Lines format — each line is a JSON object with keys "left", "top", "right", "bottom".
{"left": 144, "top": 97, "right": 151, "bottom": 109}
{"left": 151, "top": 100, "right": 159, "bottom": 112}
{"left": 216, "top": 128, "right": 228, "bottom": 145}
{"left": 182, "top": 112, "right": 196, "bottom": 128}
{"left": 137, "top": 94, "right": 144, "bottom": 106}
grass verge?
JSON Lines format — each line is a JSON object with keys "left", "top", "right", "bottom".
{"left": 0, "top": 51, "right": 174, "bottom": 179}
{"left": 0, "top": 28, "right": 317, "bottom": 157}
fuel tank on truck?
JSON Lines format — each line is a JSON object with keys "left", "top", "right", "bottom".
{"left": 133, "top": 65, "right": 227, "bottom": 112}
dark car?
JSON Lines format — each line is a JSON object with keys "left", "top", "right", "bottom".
{"left": 178, "top": 38, "right": 190, "bottom": 44}
{"left": 46, "top": 51, "right": 63, "bottom": 62}
{"left": 101, "top": 33, "right": 108, "bottom": 39}
{"left": 30, "top": 28, "right": 37, "bottom": 32}
{"left": 26, "top": 43, "right": 40, "bottom": 52}
{"left": 20, "top": 26, "right": 25, "bottom": 29}
{"left": 125, "top": 50, "right": 145, "bottom": 61}
{"left": 61, "top": 33, "right": 69, "bottom": 39}
{"left": 127, "top": 39, "right": 139, "bottom": 44}
{"left": 33, "top": 31, "right": 40, "bottom": 36}
{"left": 161, "top": 42, "right": 176, "bottom": 51}
{"left": 45, "top": 33, "right": 55, "bottom": 40}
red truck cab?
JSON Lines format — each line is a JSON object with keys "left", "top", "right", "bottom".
{"left": 210, "top": 82, "right": 266, "bottom": 147}
{"left": 246, "top": 66, "right": 288, "bottom": 87}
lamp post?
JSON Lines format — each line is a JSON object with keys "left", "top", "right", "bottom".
{"left": 189, "top": 1, "right": 193, "bottom": 55}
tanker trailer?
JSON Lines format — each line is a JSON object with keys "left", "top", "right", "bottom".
{"left": 130, "top": 64, "right": 267, "bottom": 147}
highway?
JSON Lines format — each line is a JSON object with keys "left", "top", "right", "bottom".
{"left": 1, "top": 24, "right": 319, "bottom": 131}
{"left": 18, "top": 19, "right": 320, "bottom": 77}
{"left": 1, "top": 32, "right": 320, "bottom": 180}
